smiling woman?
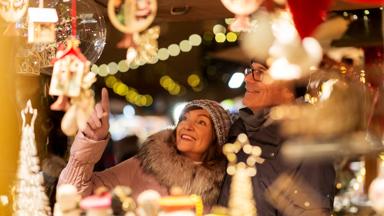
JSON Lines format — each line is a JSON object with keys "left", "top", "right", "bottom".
{"left": 58, "top": 92, "right": 232, "bottom": 209}
{"left": 176, "top": 108, "right": 216, "bottom": 162}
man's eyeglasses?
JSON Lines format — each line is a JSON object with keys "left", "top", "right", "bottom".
{"left": 244, "top": 63, "right": 268, "bottom": 81}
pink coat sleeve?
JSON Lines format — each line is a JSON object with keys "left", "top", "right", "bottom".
{"left": 58, "top": 132, "right": 121, "bottom": 197}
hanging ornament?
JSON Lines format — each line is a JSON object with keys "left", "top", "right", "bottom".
{"left": 117, "top": 25, "right": 160, "bottom": 65}
{"left": 49, "top": 0, "right": 96, "bottom": 136}
{"left": 27, "top": 0, "right": 58, "bottom": 44}
{"left": 0, "top": 0, "right": 28, "bottom": 22}
{"left": 221, "top": 0, "right": 264, "bottom": 32}
{"left": 240, "top": 8, "right": 274, "bottom": 64}
{"left": 287, "top": 0, "right": 332, "bottom": 39}
{"left": 49, "top": 39, "right": 90, "bottom": 110}
{"left": 49, "top": 39, "right": 96, "bottom": 136}
{"left": 55, "top": 0, "right": 106, "bottom": 64}
{"left": 108, "top": 0, "right": 159, "bottom": 65}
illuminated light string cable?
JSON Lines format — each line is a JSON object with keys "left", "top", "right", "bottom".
{"left": 91, "top": 34, "right": 203, "bottom": 76}
{"left": 96, "top": 21, "right": 240, "bottom": 105}
{"left": 91, "top": 22, "right": 240, "bottom": 77}
{"left": 160, "top": 75, "right": 183, "bottom": 96}
{"left": 105, "top": 75, "right": 154, "bottom": 107}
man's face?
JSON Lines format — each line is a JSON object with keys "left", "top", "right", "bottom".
{"left": 243, "top": 62, "right": 294, "bottom": 111}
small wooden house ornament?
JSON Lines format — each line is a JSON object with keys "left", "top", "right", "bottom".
{"left": 27, "top": 7, "right": 58, "bottom": 44}
{"left": 49, "top": 38, "right": 90, "bottom": 111}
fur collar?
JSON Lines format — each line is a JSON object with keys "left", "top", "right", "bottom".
{"left": 136, "top": 129, "right": 226, "bottom": 206}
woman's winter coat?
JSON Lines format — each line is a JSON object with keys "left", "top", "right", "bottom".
{"left": 58, "top": 129, "right": 226, "bottom": 207}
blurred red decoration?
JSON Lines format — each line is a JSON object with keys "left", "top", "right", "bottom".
{"left": 287, "top": 0, "right": 333, "bottom": 39}
{"left": 364, "top": 47, "right": 384, "bottom": 88}
{"left": 342, "top": 0, "right": 384, "bottom": 5}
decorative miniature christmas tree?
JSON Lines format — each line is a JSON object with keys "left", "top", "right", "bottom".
{"left": 13, "top": 100, "right": 51, "bottom": 216}
{"left": 223, "top": 133, "right": 262, "bottom": 216}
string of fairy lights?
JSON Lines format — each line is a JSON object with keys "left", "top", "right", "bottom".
{"left": 94, "top": 22, "right": 240, "bottom": 106}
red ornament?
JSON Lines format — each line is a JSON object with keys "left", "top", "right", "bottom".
{"left": 287, "top": 0, "right": 333, "bottom": 39}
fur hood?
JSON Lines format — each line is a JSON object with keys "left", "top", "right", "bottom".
{"left": 136, "top": 129, "right": 226, "bottom": 206}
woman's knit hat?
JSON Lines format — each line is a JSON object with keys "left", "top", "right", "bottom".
{"left": 181, "top": 99, "right": 231, "bottom": 146}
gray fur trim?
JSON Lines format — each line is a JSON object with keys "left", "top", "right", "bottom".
{"left": 136, "top": 129, "right": 226, "bottom": 206}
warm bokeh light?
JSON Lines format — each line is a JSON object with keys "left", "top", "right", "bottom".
{"left": 108, "top": 62, "right": 118, "bottom": 75}
{"left": 226, "top": 32, "right": 237, "bottom": 42}
{"left": 215, "top": 33, "right": 226, "bottom": 43}
{"left": 189, "top": 34, "right": 202, "bottom": 46}
{"left": 179, "top": 40, "right": 192, "bottom": 52}
{"left": 187, "top": 74, "right": 200, "bottom": 87}
{"left": 117, "top": 60, "right": 129, "bottom": 72}
{"left": 213, "top": 24, "right": 226, "bottom": 34}
{"left": 157, "top": 48, "right": 170, "bottom": 61}
{"left": 168, "top": 44, "right": 181, "bottom": 56}
{"left": 98, "top": 64, "right": 109, "bottom": 77}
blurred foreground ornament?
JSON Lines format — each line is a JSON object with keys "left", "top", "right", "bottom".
{"left": 223, "top": 133, "right": 259, "bottom": 216}
{"left": 287, "top": 0, "right": 332, "bottom": 39}
{"left": 271, "top": 76, "right": 384, "bottom": 161}
{"left": 158, "top": 188, "right": 203, "bottom": 216}
{"left": 27, "top": 6, "right": 58, "bottom": 44}
{"left": 0, "top": 0, "right": 28, "bottom": 22}
{"left": 80, "top": 187, "right": 112, "bottom": 216}
{"left": 280, "top": 131, "right": 383, "bottom": 161}
{"left": 49, "top": 38, "right": 96, "bottom": 136}
{"left": 239, "top": 8, "right": 274, "bottom": 64}
{"left": 266, "top": 173, "right": 327, "bottom": 214}
{"left": 268, "top": 12, "right": 323, "bottom": 80}
{"left": 15, "top": 42, "right": 55, "bottom": 76}
{"left": 111, "top": 186, "right": 136, "bottom": 216}
{"left": 312, "top": 16, "right": 350, "bottom": 51}
{"left": 109, "top": 0, "right": 159, "bottom": 66}
{"left": 14, "top": 100, "right": 51, "bottom": 216}
{"left": 136, "top": 190, "right": 161, "bottom": 216}
{"left": 54, "top": 184, "right": 81, "bottom": 216}
{"left": 117, "top": 25, "right": 160, "bottom": 66}
{"left": 369, "top": 163, "right": 384, "bottom": 214}
{"left": 220, "top": 0, "right": 264, "bottom": 32}
{"left": 271, "top": 79, "right": 369, "bottom": 139}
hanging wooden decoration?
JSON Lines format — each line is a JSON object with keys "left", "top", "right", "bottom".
{"left": 108, "top": 0, "right": 159, "bottom": 65}
{"left": 0, "top": 0, "right": 28, "bottom": 22}
{"left": 27, "top": 6, "right": 58, "bottom": 44}
{"left": 49, "top": 0, "right": 96, "bottom": 136}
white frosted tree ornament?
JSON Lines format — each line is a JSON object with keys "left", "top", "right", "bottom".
{"left": 13, "top": 100, "right": 51, "bottom": 216}
{"left": 223, "top": 133, "right": 262, "bottom": 216}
